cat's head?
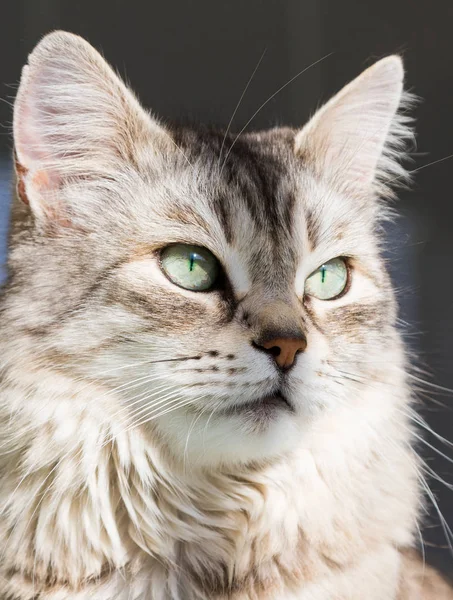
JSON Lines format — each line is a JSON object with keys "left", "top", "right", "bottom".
{"left": 8, "top": 32, "right": 412, "bottom": 467}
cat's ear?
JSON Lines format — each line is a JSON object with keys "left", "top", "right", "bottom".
{"left": 295, "top": 56, "right": 413, "bottom": 198}
{"left": 13, "top": 31, "right": 169, "bottom": 224}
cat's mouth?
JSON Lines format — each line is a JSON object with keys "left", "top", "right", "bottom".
{"left": 222, "top": 391, "right": 294, "bottom": 417}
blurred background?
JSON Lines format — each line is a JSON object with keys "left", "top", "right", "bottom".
{"left": 0, "top": 0, "right": 452, "bottom": 580}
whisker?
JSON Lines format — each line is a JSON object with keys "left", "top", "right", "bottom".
{"left": 101, "top": 378, "right": 175, "bottom": 424}
{"left": 418, "top": 473, "right": 453, "bottom": 556}
{"left": 406, "top": 412, "right": 453, "bottom": 451}
{"left": 387, "top": 153, "right": 453, "bottom": 185}
{"left": 183, "top": 406, "right": 209, "bottom": 473}
{"left": 116, "top": 396, "right": 195, "bottom": 439}
{"left": 202, "top": 400, "right": 224, "bottom": 456}
{"left": 406, "top": 372, "right": 453, "bottom": 396}
{"left": 218, "top": 48, "right": 267, "bottom": 164}
{"left": 121, "top": 387, "right": 183, "bottom": 425}
{"left": 219, "top": 52, "right": 333, "bottom": 175}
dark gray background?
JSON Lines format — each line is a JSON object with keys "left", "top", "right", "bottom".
{"left": 0, "top": 0, "right": 452, "bottom": 579}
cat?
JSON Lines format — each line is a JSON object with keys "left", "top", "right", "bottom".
{"left": 0, "top": 30, "right": 452, "bottom": 600}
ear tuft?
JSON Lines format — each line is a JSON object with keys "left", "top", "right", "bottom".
{"left": 295, "top": 55, "right": 415, "bottom": 200}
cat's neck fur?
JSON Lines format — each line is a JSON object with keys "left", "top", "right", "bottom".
{"left": 0, "top": 340, "right": 419, "bottom": 600}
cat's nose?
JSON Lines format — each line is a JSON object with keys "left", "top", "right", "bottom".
{"left": 254, "top": 334, "right": 307, "bottom": 371}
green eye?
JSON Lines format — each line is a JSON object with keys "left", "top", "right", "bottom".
{"left": 305, "top": 257, "right": 348, "bottom": 300}
{"left": 160, "top": 244, "right": 220, "bottom": 291}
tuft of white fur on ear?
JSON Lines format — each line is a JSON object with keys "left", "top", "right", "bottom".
{"left": 295, "top": 56, "right": 414, "bottom": 199}
{"left": 13, "top": 30, "right": 167, "bottom": 223}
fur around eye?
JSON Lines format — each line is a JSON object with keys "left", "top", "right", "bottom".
{"left": 304, "top": 257, "right": 349, "bottom": 300}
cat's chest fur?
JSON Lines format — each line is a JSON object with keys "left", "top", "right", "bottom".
{"left": 0, "top": 375, "right": 418, "bottom": 600}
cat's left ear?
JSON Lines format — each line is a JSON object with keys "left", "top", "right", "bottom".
{"left": 295, "top": 56, "right": 413, "bottom": 198}
{"left": 13, "top": 31, "right": 171, "bottom": 225}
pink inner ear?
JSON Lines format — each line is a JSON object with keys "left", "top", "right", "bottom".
{"left": 15, "top": 151, "right": 67, "bottom": 225}
{"left": 15, "top": 157, "right": 29, "bottom": 205}
{"left": 14, "top": 77, "right": 48, "bottom": 168}
{"left": 31, "top": 170, "right": 49, "bottom": 188}
{"left": 14, "top": 77, "right": 66, "bottom": 216}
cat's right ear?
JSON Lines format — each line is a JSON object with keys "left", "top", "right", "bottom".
{"left": 13, "top": 31, "right": 169, "bottom": 226}
{"left": 294, "top": 56, "right": 413, "bottom": 200}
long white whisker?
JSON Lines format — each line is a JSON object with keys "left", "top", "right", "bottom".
{"left": 387, "top": 153, "right": 453, "bottom": 185}
{"left": 418, "top": 474, "right": 453, "bottom": 557}
{"left": 121, "top": 386, "right": 184, "bottom": 424}
{"left": 220, "top": 52, "right": 333, "bottom": 175}
{"left": 183, "top": 407, "right": 208, "bottom": 473}
{"left": 113, "top": 397, "right": 195, "bottom": 440}
{"left": 218, "top": 48, "right": 267, "bottom": 164}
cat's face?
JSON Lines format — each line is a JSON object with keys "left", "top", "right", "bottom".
{"left": 9, "top": 32, "right": 411, "bottom": 467}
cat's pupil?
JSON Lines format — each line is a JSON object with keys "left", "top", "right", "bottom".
{"left": 189, "top": 255, "right": 195, "bottom": 272}
{"left": 321, "top": 266, "right": 326, "bottom": 283}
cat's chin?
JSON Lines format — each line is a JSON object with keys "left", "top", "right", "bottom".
{"left": 153, "top": 403, "right": 303, "bottom": 468}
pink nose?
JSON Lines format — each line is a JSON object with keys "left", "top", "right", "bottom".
{"left": 258, "top": 336, "right": 307, "bottom": 370}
